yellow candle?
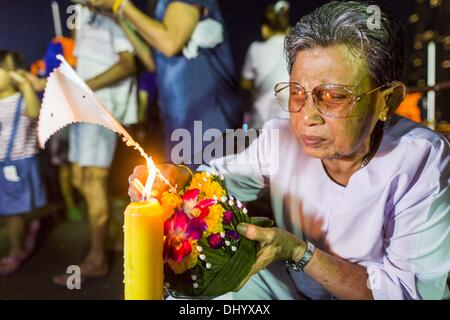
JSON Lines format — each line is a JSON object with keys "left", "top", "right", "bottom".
{"left": 124, "top": 199, "right": 164, "bottom": 300}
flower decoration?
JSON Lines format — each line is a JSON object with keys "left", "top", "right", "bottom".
{"left": 204, "top": 203, "right": 225, "bottom": 235}
{"left": 207, "top": 233, "right": 224, "bottom": 249}
{"left": 161, "top": 171, "right": 272, "bottom": 298}
{"left": 222, "top": 211, "right": 234, "bottom": 225}
{"left": 181, "top": 188, "right": 217, "bottom": 219}
{"left": 161, "top": 191, "right": 182, "bottom": 219}
{"left": 163, "top": 210, "right": 206, "bottom": 263}
{"left": 225, "top": 230, "right": 240, "bottom": 241}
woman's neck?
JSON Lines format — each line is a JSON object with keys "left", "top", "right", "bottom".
{"left": 322, "top": 147, "right": 369, "bottom": 186}
{"left": 0, "top": 87, "right": 17, "bottom": 99}
{"left": 322, "top": 124, "right": 384, "bottom": 186}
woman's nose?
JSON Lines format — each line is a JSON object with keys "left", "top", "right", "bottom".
{"left": 300, "top": 96, "right": 324, "bottom": 126}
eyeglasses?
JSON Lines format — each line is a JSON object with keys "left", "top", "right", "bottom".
{"left": 274, "top": 82, "right": 391, "bottom": 118}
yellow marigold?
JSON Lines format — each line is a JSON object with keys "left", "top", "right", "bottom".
{"left": 203, "top": 180, "right": 226, "bottom": 199}
{"left": 161, "top": 191, "right": 182, "bottom": 219}
{"left": 205, "top": 204, "right": 225, "bottom": 235}
{"left": 167, "top": 241, "right": 199, "bottom": 274}
{"left": 188, "top": 172, "right": 225, "bottom": 200}
{"left": 188, "top": 172, "right": 209, "bottom": 190}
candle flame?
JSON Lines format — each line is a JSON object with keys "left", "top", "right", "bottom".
{"left": 123, "top": 138, "right": 177, "bottom": 199}
{"left": 142, "top": 156, "right": 157, "bottom": 201}
{"left": 131, "top": 178, "right": 144, "bottom": 194}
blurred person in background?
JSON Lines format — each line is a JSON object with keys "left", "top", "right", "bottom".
{"left": 26, "top": 36, "right": 82, "bottom": 222}
{"left": 89, "top": 0, "right": 243, "bottom": 166}
{"left": 0, "top": 50, "right": 46, "bottom": 275}
{"left": 52, "top": 2, "right": 138, "bottom": 284}
{"left": 241, "top": 1, "right": 291, "bottom": 129}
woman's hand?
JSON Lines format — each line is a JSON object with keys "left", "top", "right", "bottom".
{"left": 9, "top": 70, "right": 32, "bottom": 91}
{"left": 9, "top": 70, "right": 41, "bottom": 118}
{"left": 235, "top": 223, "right": 306, "bottom": 291}
{"left": 22, "top": 71, "right": 47, "bottom": 92}
{"left": 128, "top": 164, "right": 192, "bottom": 202}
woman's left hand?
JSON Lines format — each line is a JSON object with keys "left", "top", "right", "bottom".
{"left": 235, "top": 223, "right": 306, "bottom": 291}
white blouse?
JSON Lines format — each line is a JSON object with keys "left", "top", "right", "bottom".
{"left": 203, "top": 116, "right": 450, "bottom": 299}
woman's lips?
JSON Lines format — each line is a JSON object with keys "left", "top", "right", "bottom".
{"left": 300, "top": 135, "right": 326, "bottom": 147}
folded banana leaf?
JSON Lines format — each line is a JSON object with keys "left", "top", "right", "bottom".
{"left": 165, "top": 216, "right": 272, "bottom": 299}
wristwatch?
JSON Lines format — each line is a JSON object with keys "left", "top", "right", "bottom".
{"left": 285, "top": 241, "right": 315, "bottom": 272}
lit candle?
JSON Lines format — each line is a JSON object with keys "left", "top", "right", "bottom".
{"left": 124, "top": 157, "right": 164, "bottom": 300}
{"left": 124, "top": 199, "right": 164, "bottom": 300}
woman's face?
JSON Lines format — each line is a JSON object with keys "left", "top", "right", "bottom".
{"left": 289, "top": 45, "right": 386, "bottom": 160}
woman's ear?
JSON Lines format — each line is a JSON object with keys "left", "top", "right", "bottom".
{"left": 378, "top": 82, "right": 406, "bottom": 121}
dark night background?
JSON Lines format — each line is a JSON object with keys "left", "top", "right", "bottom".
{"left": 1, "top": 0, "right": 448, "bottom": 121}
{"left": 0, "top": 0, "right": 413, "bottom": 72}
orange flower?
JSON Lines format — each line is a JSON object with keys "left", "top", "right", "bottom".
{"left": 161, "top": 191, "right": 182, "bottom": 219}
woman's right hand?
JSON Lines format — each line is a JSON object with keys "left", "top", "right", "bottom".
{"left": 128, "top": 164, "right": 191, "bottom": 202}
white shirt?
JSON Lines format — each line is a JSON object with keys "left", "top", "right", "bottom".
{"left": 242, "top": 35, "right": 290, "bottom": 128}
{"left": 0, "top": 94, "right": 38, "bottom": 161}
{"left": 203, "top": 116, "right": 450, "bottom": 299}
{"left": 74, "top": 7, "right": 137, "bottom": 125}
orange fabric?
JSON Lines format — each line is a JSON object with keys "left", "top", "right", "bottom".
{"left": 30, "top": 38, "right": 76, "bottom": 76}
{"left": 396, "top": 92, "right": 422, "bottom": 123}
{"left": 30, "top": 59, "right": 46, "bottom": 76}
{"left": 52, "top": 36, "right": 77, "bottom": 67}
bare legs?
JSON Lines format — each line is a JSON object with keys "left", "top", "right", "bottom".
{"left": 59, "top": 164, "right": 81, "bottom": 221}
{"left": 6, "top": 216, "right": 26, "bottom": 257}
{"left": 53, "top": 164, "right": 110, "bottom": 284}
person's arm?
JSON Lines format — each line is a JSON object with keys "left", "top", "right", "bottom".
{"left": 362, "top": 140, "right": 450, "bottom": 300}
{"left": 86, "top": 51, "right": 136, "bottom": 91}
{"left": 9, "top": 70, "right": 41, "bottom": 119}
{"left": 236, "top": 224, "right": 373, "bottom": 299}
{"left": 138, "top": 90, "right": 149, "bottom": 123}
{"left": 23, "top": 72, "right": 47, "bottom": 92}
{"left": 303, "top": 244, "right": 374, "bottom": 299}
{"left": 237, "top": 138, "right": 450, "bottom": 300}
{"left": 118, "top": 17, "right": 156, "bottom": 72}
{"left": 90, "top": 0, "right": 201, "bottom": 57}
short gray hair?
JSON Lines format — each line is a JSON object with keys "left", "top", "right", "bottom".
{"left": 285, "top": 1, "right": 405, "bottom": 85}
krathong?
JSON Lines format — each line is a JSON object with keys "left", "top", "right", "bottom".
{"left": 161, "top": 171, "right": 272, "bottom": 298}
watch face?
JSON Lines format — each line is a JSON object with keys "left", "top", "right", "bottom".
{"left": 285, "top": 260, "right": 301, "bottom": 272}
{"left": 285, "top": 242, "right": 315, "bottom": 272}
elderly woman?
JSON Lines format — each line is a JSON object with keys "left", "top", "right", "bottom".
{"left": 129, "top": 1, "right": 450, "bottom": 299}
